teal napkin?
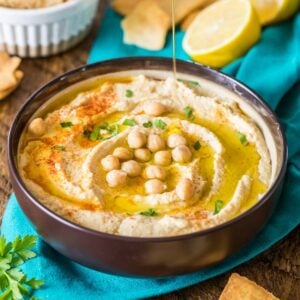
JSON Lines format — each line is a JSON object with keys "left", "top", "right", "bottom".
{"left": 2, "top": 8, "right": 300, "bottom": 300}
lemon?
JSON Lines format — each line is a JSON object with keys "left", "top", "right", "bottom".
{"left": 183, "top": 0, "right": 261, "bottom": 68}
{"left": 251, "top": 0, "right": 300, "bottom": 25}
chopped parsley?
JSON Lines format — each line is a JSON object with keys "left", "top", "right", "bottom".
{"left": 123, "top": 119, "right": 137, "bottom": 126}
{"left": 188, "top": 80, "right": 199, "bottom": 86}
{"left": 125, "top": 89, "right": 134, "bottom": 98}
{"left": 143, "top": 121, "right": 153, "bottom": 128}
{"left": 214, "top": 200, "right": 224, "bottom": 215}
{"left": 183, "top": 106, "right": 194, "bottom": 119}
{"left": 52, "top": 145, "right": 65, "bottom": 151}
{"left": 102, "top": 124, "right": 120, "bottom": 141}
{"left": 178, "top": 79, "right": 200, "bottom": 87}
{"left": 193, "top": 141, "right": 201, "bottom": 150}
{"left": 0, "top": 235, "right": 44, "bottom": 299}
{"left": 99, "top": 122, "right": 110, "bottom": 130}
{"left": 84, "top": 123, "right": 120, "bottom": 141}
{"left": 140, "top": 208, "right": 159, "bottom": 217}
{"left": 60, "top": 121, "right": 73, "bottom": 128}
{"left": 153, "top": 119, "right": 167, "bottom": 130}
{"left": 89, "top": 126, "right": 101, "bottom": 141}
{"left": 237, "top": 132, "right": 248, "bottom": 145}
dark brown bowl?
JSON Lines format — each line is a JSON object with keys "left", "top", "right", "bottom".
{"left": 8, "top": 57, "right": 287, "bottom": 277}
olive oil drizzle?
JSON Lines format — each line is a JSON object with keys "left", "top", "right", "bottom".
{"left": 171, "top": 0, "right": 177, "bottom": 80}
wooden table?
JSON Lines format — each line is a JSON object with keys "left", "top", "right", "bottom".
{"left": 0, "top": 2, "right": 299, "bottom": 299}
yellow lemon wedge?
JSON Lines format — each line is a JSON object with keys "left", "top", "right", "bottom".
{"left": 183, "top": 0, "right": 261, "bottom": 68}
{"left": 251, "top": 0, "right": 300, "bottom": 25}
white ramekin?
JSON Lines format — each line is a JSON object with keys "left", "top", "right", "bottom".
{"left": 0, "top": 0, "right": 99, "bottom": 57}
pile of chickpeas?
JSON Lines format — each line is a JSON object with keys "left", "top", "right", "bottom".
{"left": 102, "top": 130, "right": 195, "bottom": 201}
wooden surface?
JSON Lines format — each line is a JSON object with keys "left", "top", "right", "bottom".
{"left": 0, "top": 2, "right": 299, "bottom": 299}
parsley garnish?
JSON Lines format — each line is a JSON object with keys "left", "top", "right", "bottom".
{"left": 178, "top": 79, "right": 199, "bottom": 87}
{"left": 125, "top": 89, "right": 134, "bottom": 98}
{"left": 153, "top": 119, "right": 167, "bottom": 130}
{"left": 52, "top": 145, "right": 65, "bottom": 151}
{"left": 143, "top": 121, "right": 153, "bottom": 128}
{"left": 84, "top": 123, "right": 120, "bottom": 141}
{"left": 188, "top": 80, "right": 199, "bottom": 86}
{"left": 0, "top": 235, "right": 44, "bottom": 299}
{"left": 183, "top": 106, "right": 194, "bottom": 119}
{"left": 99, "top": 122, "right": 110, "bottom": 130}
{"left": 89, "top": 126, "right": 101, "bottom": 141}
{"left": 237, "top": 132, "right": 248, "bottom": 145}
{"left": 140, "top": 208, "right": 159, "bottom": 217}
{"left": 60, "top": 121, "right": 73, "bottom": 128}
{"left": 214, "top": 200, "right": 224, "bottom": 214}
{"left": 102, "top": 124, "right": 120, "bottom": 141}
{"left": 193, "top": 141, "right": 201, "bottom": 150}
{"left": 123, "top": 119, "right": 137, "bottom": 126}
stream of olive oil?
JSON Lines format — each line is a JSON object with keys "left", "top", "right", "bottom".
{"left": 171, "top": 0, "right": 177, "bottom": 80}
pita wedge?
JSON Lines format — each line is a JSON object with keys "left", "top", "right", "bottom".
{"left": 0, "top": 52, "right": 21, "bottom": 91}
{"left": 180, "top": 10, "right": 201, "bottom": 31}
{"left": 153, "top": 0, "right": 210, "bottom": 24}
{"left": 113, "top": 0, "right": 209, "bottom": 24}
{"left": 111, "top": 0, "right": 141, "bottom": 15}
{"left": 219, "top": 273, "right": 280, "bottom": 300}
{"left": 180, "top": 0, "right": 216, "bottom": 31}
{"left": 0, "top": 70, "right": 23, "bottom": 100}
{"left": 0, "top": 52, "right": 23, "bottom": 100}
{"left": 121, "top": 0, "right": 170, "bottom": 51}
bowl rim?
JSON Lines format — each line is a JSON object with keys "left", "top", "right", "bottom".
{"left": 8, "top": 56, "right": 288, "bottom": 243}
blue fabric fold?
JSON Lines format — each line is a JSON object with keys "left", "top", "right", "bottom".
{"left": 2, "top": 8, "right": 299, "bottom": 300}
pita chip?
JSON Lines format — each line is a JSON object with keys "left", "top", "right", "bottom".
{"left": 111, "top": 0, "right": 141, "bottom": 15}
{"left": 219, "top": 273, "right": 280, "bottom": 300}
{"left": 0, "top": 52, "right": 21, "bottom": 91}
{"left": 121, "top": 0, "right": 170, "bottom": 51}
{"left": 154, "top": 0, "right": 211, "bottom": 24}
{"left": 0, "top": 70, "right": 23, "bottom": 100}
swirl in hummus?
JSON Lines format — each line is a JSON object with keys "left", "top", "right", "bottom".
{"left": 18, "top": 75, "right": 273, "bottom": 237}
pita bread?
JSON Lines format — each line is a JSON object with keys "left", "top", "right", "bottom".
{"left": 0, "top": 52, "right": 21, "bottom": 91}
{"left": 153, "top": 0, "right": 210, "bottom": 24}
{"left": 180, "top": 10, "right": 201, "bottom": 31}
{"left": 0, "top": 70, "right": 23, "bottom": 100}
{"left": 219, "top": 273, "right": 280, "bottom": 300}
{"left": 112, "top": 0, "right": 210, "bottom": 24}
{"left": 111, "top": 0, "right": 141, "bottom": 15}
{"left": 121, "top": 0, "right": 170, "bottom": 51}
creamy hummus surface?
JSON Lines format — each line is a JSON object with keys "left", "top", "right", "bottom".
{"left": 18, "top": 75, "right": 273, "bottom": 237}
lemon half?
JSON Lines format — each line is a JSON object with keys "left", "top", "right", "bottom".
{"left": 183, "top": 0, "right": 261, "bottom": 68}
{"left": 251, "top": 0, "right": 300, "bottom": 25}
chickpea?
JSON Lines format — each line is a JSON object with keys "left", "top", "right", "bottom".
{"left": 145, "top": 165, "right": 166, "bottom": 180}
{"left": 147, "top": 134, "right": 166, "bottom": 152}
{"left": 28, "top": 118, "right": 46, "bottom": 136}
{"left": 134, "top": 148, "right": 151, "bottom": 162}
{"left": 154, "top": 150, "right": 172, "bottom": 166}
{"left": 145, "top": 179, "right": 167, "bottom": 194}
{"left": 127, "top": 131, "right": 147, "bottom": 149}
{"left": 121, "top": 160, "right": 142, "bottom": 177}
{"left": 113, "top": 147, "right": 133, "bottom": 161}
{"left": 172, "top": 145, "right": 192, "bottom": 163}
{"left": 175, "top": 178, "right": 194, "bottom": 200}
{"left": 101, "top": 155, "right": 120, "bottom": 171}
{"left": 143, "top": 102, "right": 166, "bottom": 116}
{"left": 167, "top": 133, "right": 187, "bottom": 148}
{"left": 106, "top": 170, "right": 127, "bottom": 187}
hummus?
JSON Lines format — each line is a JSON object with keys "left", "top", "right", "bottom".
{"left": 18, "top": 75, "right": 273, "bottom": 237}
